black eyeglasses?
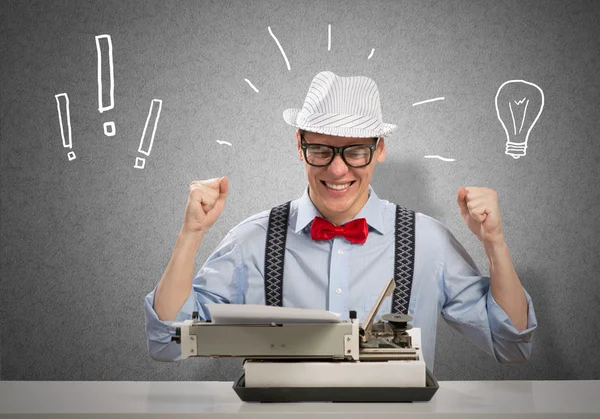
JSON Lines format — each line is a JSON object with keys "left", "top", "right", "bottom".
{"left": 300, "top": 135, "right": 379, "bottom": 168}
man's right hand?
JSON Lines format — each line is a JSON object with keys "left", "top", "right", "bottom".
{"left": 182, "top": 177, "right": 229, "bottom": 235}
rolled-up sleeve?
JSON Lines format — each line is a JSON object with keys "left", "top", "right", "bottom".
{"left": 440, "top": 228, "right": 538, "bottom": 364}
{"left": 144, "top": 287, "right": 197, "bottom": 362}
{"left": 487, "top": 289, "right": 537, "bottom": 363}
{"left": 144, "top": 230, "right": 243, "bottom": 362}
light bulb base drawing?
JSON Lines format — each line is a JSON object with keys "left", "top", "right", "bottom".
{"left": 505, "top": 142, "right": 527, "bottom": 159}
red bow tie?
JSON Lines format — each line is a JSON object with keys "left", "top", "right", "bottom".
{"left": 310, "top": 217, "right": 369, "bottom": 244}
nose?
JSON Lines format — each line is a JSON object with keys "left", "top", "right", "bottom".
{"left": 327, "top": 153, "right": 349, "bottom": 176}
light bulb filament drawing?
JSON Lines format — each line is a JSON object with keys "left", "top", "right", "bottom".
{"left": 509, "top": 98, "right": 529, "bottom": 136}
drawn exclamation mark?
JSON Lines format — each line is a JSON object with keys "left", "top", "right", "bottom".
{"left": 134, "top": 99, "right": 162, "bottom": 169}
{"left": 55, "top": 93, "right": 76, "bottom": 161}
{"left": 95, "top": 34, "right": 116, "bottom": 136}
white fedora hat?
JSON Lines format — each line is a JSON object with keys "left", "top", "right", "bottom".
{"left": 283, "top": 71, "right": 397, "bottom": 138}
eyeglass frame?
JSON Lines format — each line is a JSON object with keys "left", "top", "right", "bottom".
{"left": 299, "top": 134, "right": 380, "bottom": 168}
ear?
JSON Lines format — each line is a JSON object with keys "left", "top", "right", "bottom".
{"left": 376, "top": 137, "right": 386, "bottom": 163}
{"left": 296, "top": 130, "right": 303, "bottom": 160}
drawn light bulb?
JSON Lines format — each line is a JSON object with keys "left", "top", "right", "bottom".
{"left": 495, "top": 80, "right": 544, "bottom": 159}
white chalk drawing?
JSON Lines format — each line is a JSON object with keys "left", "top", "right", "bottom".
{"left": 54, "top": 93, "right": 76, "bottom": 161}
{"left": 412, "top": 97, "right": 445, "bottom": 106}
{"left": 424, "top": 155, "right": 455, "bottom": 162}
{"left": 134, "top": 99, "right": 162, "bottom": 169}
{"left": 103, "top": 121, "right": 116, "bottom": 136}
{"left": 368, "top": 48, "right": 375, "bottom": 59}
{"left": 96, "top": 34, "right": 115, "bottom": 138}
{"left": 268, "top": 26, "right": 291, "bottom": 71}
{"left": 328, "top": 24, "right": 331, "bottom": 51}
{"left": 244, "top": 78, "right": 259, "bottom": 93}
{"left": 216, "top": 140, "right": 232, "bottom": 146}
{"left": 495, "top": 80, "right": 544, "bottom": 159}
{"left": 134, "top": 157, "right": 145, "bottom": 169}
{"left": 95, "top": 35, "right": 114, "bottom": 113}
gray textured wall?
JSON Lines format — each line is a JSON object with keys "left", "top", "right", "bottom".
{"left": 1, "top": 0, "right": 599, "bottom": 382}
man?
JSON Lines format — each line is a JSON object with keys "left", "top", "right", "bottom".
{"left": 144, "top": 71, "right": 537, "bottom": 370}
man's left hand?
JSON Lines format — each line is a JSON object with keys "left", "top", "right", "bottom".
{"left": 456, "top": 187, "right": 504, "bottom": 244}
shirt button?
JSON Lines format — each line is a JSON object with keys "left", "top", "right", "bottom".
{"left": 337, "top": 249, "right": 343, "bottom": 255}
{"left": 335, "top": 288, "right": 342, "bottom": 294}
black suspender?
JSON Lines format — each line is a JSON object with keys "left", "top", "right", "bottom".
{"left": 392, "top": 205, "right": 416, "bottom": 315}
{"left": 263, "top": 201, "right": 291, "bottom": 306}
{"left": 264, "top": 202, "right": 416, "bottom": 314}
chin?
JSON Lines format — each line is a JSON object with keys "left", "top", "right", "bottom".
{"left": 322, "top": 199, "right": 354, "bottom": 214}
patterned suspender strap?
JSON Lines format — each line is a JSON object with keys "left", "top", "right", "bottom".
{"left": 263, "top": 201, "right": 291, "bottom": 307}
{"left": 392, "top": 205, "right": 416, "bottom": 315}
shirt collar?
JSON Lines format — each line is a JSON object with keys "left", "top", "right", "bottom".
{"left": 294, "top": 185, "right": 386, "bottom": 235}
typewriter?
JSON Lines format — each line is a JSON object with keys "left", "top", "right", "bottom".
{"left": 171, "top": 277, "right": 438, "bottom": 402}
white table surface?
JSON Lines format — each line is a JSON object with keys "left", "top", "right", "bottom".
{"left": 0, "top": 380, "right": 599, "bottom": 418}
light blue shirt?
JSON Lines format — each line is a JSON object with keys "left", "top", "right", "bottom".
{"left": 144, "top": 187, "right": 537, "bottom": 371}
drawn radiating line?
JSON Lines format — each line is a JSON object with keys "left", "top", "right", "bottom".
{"left": 328, "top": 24, "right": 331, "bottom": 51}
{"left": 268, "top": 26, "right": 291, "bottom": 71}
{"left": 368, "top": 48, "right": 375, "bottom": 59}
{"left": 95, "top": 35, "right": 114, "bottom": 113}
{"left": 55, "top": 93, "right": 76, "bottom": 161}
{"left": 509, "top": 102, "right": 517, "bottom": 135}
{"left": 412, "top": 97, "right": 445, "bottom": 106}
{"left": 244, "top": 78, "right": 259, "bottom": 93}
{"left": 216, "top": 140, "right": 232, "bottom": 146}
{"left": 424, "top": 155, "right": 455, "bottom": 162}
{"left": 519, "top": 99, "right": 529, "bottom": 134}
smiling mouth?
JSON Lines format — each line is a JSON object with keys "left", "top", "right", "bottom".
{"left": 321, "top": 181, "right": 355, "bottom": 191}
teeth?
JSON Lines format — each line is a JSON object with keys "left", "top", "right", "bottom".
{"left": 325, "top": 182, "right": 351, "bottom": 190}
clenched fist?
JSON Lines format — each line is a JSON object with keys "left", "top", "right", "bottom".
{"left": 183, "top": 177, "right": 229, "bottom": 235}
{"left": 456, "top": 186, "right": 504, "bottom": 245}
